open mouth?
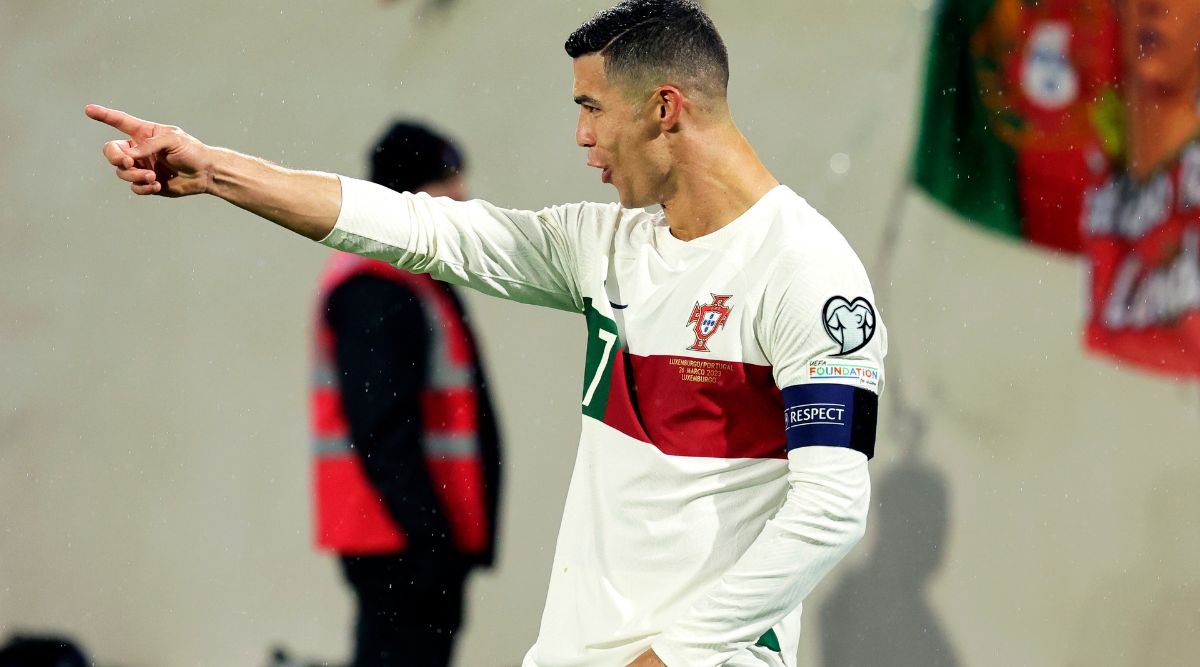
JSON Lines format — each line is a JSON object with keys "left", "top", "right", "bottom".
{"left": 587, "top": 160, "right": 612, "bottom": 184}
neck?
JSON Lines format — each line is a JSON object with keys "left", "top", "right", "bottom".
{"left": 1126, "top": 82, "right": 1200, "bottom": 182}
{"left": 659, "top": 120, "right": 779, "bottom": 241}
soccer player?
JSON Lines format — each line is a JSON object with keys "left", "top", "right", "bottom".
{"left": 86, "top": 1, "right": 886, "bottom": 666}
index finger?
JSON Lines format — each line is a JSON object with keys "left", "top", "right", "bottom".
{"left": 84, "top": 104, "right": 153, "bottom": 136}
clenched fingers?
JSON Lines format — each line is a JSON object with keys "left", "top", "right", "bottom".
{"left": 115, "top": 164, "right": 157, "bottom": 185}
{"left": 124, "top": 132, "right": 179, "bottom": 161}
{"left": 103, "top": 140, "right": 136, "bottom": 169}
{"left": 106, "top": 139, "right": 156, "bottom": 184}
{"left": 130, "top": 181, "right": 162, "bottom": 196}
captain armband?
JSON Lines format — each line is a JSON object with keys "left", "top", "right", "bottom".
{"left": 782, "top": 383, "right": 877, "bottom": 459}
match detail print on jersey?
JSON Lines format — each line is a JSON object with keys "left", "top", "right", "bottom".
{"left": 782, "top": 383, "right": 877, "bottom": 458}
{"left": 822, "top": 295, "right": 876, "bottom": 356}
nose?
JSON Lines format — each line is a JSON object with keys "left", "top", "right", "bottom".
{"left": 576, "top": 111, "right": 594, "bottom": 148}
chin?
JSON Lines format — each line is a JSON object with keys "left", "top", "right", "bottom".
{"left": 616, "top": 189, "right": 653, "bottom": 209}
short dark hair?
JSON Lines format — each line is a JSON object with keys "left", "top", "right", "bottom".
{"left": 564, "top": 0, "right": 729, "bottom": 99}
{"left": 368, "top": 121, "right": 464, "bottom": 194}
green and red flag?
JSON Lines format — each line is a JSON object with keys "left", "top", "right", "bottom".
{"left": 913, "top": 0, "right": 1120, "bottom": 253}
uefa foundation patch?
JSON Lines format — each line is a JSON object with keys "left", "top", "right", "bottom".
{"left": 806, "top": 359, "right": 881, "bottom": 391}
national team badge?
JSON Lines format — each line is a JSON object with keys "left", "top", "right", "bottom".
{"left": 822, "top": 296, "right": 876, "bottom": 355}
{"left": 686, "top": 294, "right": 733, "bottom": 352}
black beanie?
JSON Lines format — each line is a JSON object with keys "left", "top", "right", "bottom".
{"left": 368, "top": 121, "right": 465, "bottom": 194}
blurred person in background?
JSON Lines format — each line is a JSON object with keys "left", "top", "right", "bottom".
{"left": 0, "top": 635, "right": 90, "bottom": 667}
{"left": 86, "top": 1, "right": 884, "bottom": 665}
{"left": 1116, "top": 0, "right": 1200, "bottom": 182}
{"left": 310, "top": 121, "right": 502, "bottom": 667}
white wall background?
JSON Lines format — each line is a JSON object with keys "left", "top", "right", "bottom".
{"left": 1, "top": 1, "right": 1197, "bottom": 666}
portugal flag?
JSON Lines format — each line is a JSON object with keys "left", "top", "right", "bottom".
{"left": 913, "top": 0, "right": 1120, "bottom": 253}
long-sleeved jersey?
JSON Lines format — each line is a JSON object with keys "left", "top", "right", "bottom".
{"left": 320, "top": 177, "right": 887, "bottom": 667}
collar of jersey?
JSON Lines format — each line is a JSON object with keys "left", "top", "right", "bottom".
{"left": 654, "top": 184, "right": 791, "bottom": 256}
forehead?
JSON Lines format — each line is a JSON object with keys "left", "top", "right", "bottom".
{"left": 571, "top": 53, "right": 610, "bottom": 97}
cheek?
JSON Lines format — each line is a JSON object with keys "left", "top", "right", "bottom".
{"left": 1176, "top": 25, "right": 1200, "bottom": 74}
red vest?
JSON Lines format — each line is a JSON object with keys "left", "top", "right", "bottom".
{"left": 311, "top": 252, "right": 489, "bottom": 555}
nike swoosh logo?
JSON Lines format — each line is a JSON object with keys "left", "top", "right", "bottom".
{"left": 603, "top": 280, "right": 628, "bottom": 309}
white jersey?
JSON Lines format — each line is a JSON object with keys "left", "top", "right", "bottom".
{"left": 322, "top": 178, "right": 886, "bottom": 667}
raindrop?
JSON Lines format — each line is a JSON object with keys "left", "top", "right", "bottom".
{"left": 829, "top": 152, "right": 851, "bottom": 175}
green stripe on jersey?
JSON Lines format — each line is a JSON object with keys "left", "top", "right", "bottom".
{"left": 580, "top": 297, "right": 621, "bottom": 421}
{"left": 755, "top": 628, "right": 781, "bottom": 653}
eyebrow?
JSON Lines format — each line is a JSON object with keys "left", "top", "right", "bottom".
{"left": 573, "top": 95, "right": 601, "bottom": 107}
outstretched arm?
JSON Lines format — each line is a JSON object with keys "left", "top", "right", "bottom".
{"left": 88, "top": 104, "right": 601, "bottom": 312}
{"left": 85, "top": 104, "right": 340, "bottom": 240}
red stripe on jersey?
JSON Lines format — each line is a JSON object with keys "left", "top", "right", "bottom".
{"left": 599, "top": 352, "right": 786, "bottom": 459}
{"left": 601, "top": 347, "right": 653, "bottom": 443}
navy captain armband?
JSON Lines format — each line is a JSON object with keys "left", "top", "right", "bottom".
{"left": 782, "top": 383, "right": 877, "bottom": 459}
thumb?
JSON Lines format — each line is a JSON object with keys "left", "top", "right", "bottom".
{"left": 127, "top": 132, "right": 178, "bottom": 160}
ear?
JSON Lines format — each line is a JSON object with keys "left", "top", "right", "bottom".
{"left": 655, "top": 85, "right": 684, "bottom": 131}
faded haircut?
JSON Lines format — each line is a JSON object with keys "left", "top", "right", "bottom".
{"left": 564, "top": 0, "right": 729, "bottom": 101}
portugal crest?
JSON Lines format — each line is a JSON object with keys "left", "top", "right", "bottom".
{"left": 686, "top": 294, "right": 732, "bottom": 352}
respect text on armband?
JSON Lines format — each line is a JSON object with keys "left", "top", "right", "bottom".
{"left": 781, "top": 383, "right": 877, "bottom": 459}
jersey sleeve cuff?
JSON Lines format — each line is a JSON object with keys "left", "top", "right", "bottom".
{"left": 317, "top": 175, "right": 417, "bottom": 261}
{"left": 317, "top": 174, "right": 360, "bottom": 247}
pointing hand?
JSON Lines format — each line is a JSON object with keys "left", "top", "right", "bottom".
{"left": 85, "top": 104, "right": 211, "bottom": 197}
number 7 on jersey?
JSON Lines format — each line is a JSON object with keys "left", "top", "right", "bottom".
{"left": 581, "top": 298, "right": 621, "bottom": 419}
